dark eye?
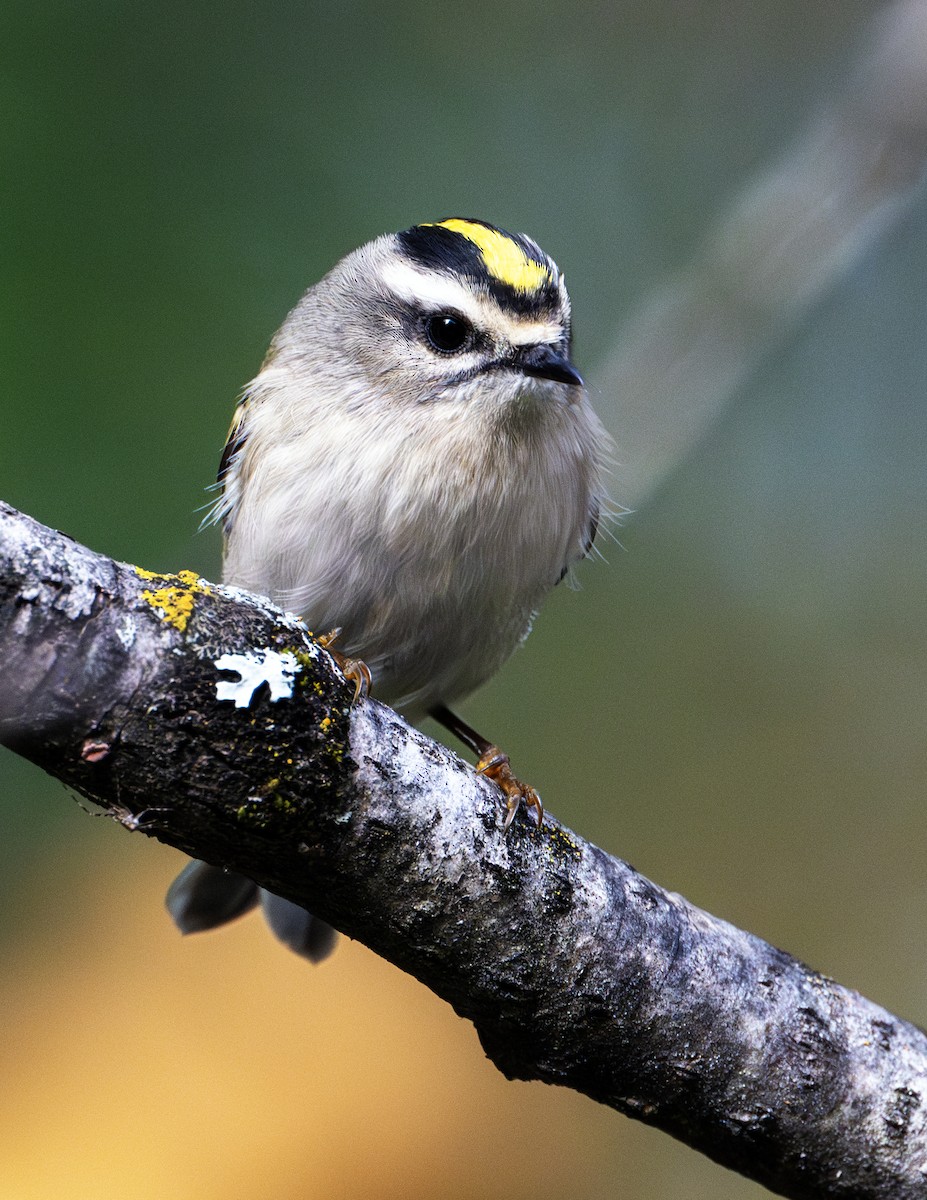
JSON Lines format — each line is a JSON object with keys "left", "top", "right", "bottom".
{"left": 424, "top": 312, "right": 472, "bottom": 354}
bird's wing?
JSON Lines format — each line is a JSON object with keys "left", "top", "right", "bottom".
{"left": 200, "top": 398, "right": 250, "bottom": 535}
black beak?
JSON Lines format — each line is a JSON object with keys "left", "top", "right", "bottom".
{"left": 514, "top": 343, "right": 584, "bottom": 388}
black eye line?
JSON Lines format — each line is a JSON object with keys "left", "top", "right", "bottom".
{"left": 440, "top": 356, "right": 526, "bottom": 388}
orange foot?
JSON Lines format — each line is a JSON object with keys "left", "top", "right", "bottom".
{"left": 476, "top": 747, "right": 543, "bottom": 831}
{"left": 317, "top": 627, "right": 372, "bottom": 704}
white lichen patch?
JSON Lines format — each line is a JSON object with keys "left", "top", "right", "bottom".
{"left": 214, "top": 649, "right": 301, "bottom": 708}
{"left": 114, "top": 614, "right": 137, "bottom": 650}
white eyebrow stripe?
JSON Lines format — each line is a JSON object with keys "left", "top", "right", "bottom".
{"left": 380, "top": 260, "right": 565, "bottom": 348}
{"left": 380, "top": 260, "right": 485, "bottom": 325}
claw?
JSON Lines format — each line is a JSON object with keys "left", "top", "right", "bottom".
{"left": 315, "top": 628, "right": 371, "bottom": 704}
{"left": 502, "top": 795, "right": 520, "bottom": 833}
{"left": 341, "top": 657, "right": 371, "bottom": 703}
{"left": 476, "top": 747, "right": 543, "bottom": 831}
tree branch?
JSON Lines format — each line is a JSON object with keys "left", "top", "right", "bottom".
{"left": 2, "top": 498, "right": 926, "bottom": 1199}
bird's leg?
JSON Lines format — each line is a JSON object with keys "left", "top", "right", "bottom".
{"left": 316, "top": 627, "right": 371, "bottom": 704}
{"left": 429, "top": 704, "right": 543, "bottom": 830}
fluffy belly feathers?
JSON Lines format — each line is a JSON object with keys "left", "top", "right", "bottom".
{"left": 223, "top": 391, "right": 600, "bottom": 713}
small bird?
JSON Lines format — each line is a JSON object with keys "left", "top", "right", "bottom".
{"left": 166, "top": 218, "right": 609, "bottom": 962}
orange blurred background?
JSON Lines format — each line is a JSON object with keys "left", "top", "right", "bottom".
{"left": 0, "top": 835, "right": 653, "bottom": 1200}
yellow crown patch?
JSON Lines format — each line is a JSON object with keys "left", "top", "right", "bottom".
{"left": 427, "top": 219, "right": 551, "bottom": 294}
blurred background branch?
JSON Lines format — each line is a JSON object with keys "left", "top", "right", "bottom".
{"left": 596, "top": 0, "right": 927, "bottom": 507}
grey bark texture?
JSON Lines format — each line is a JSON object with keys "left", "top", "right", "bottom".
{"left": 1, "top": 498, "right": 926, "bottom": 1200}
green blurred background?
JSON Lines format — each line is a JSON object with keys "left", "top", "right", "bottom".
{"left": 2, "top": 1, "right": 926, "bottom": 1196}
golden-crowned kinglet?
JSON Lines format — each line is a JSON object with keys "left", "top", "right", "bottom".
{"left": 166, "top": 218, "right": 609, "bottom": 962}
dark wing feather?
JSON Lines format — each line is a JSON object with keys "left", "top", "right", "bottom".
{"left": 208, "top": 402, "right": 249, "bottom": 535}
{"left": 218, "top": 405, "right": 247, "bottom": 489}
{"left": 558, "top": 499, "right": 600, "bottom": 584}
